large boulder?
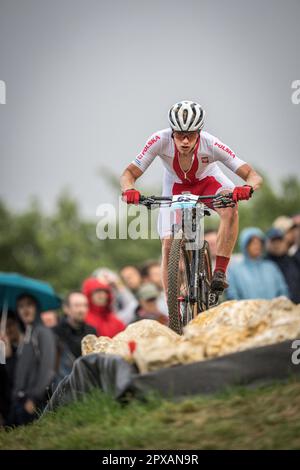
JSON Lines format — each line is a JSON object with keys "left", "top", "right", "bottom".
{"left": 82, "top": 297, "right": 300, "bottom": 373}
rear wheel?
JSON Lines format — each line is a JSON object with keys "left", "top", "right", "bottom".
{"left": 167, "top": 234, "right": 193, "bottom": 335}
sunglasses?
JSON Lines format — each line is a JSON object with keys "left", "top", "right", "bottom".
{"left": 173, "top": 131, "right": 199, "bottom": 141}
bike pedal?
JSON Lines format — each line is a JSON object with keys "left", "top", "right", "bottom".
{"left": 208, "top": 291, "right": 220, "bottom": 307}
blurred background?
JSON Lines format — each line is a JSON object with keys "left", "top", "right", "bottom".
{"left": 0, "top": 0, "right": 300, "bottom": 431}
{"left": 0, "top": 0, "right": 299, "bottom": 290}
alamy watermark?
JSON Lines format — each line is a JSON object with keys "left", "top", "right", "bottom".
{"left": 0, "top": 79, "right": 6, "bottom": 104}
{"left": 291, "top": 339, "right": 300, "bottom": 365}
{"left": 291, "top": 80, "right": 300, "bottom": 104}
{"left": 0, "top": 339, "right": 5, "bottom": 364}
{"left": 96, "top": 196, "right": 205, "bottom": 249}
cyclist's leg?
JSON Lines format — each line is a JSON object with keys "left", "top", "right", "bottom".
{"left": 197, "top": 172, "right": 238, "bottom": 289}
{"left": 212, "top": 172, "right": 238, "bottom": 260}
{"left": 214, "top": 201, "right": 239, "bottom": 259}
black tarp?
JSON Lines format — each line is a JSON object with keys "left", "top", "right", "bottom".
{"left": 45, "top": 339, "right": 300, "bottom": 412}
{"left": 45, "top": 353, "right": 137, "bottom": 411}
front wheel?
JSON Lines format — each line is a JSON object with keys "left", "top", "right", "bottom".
{"left": 198, "top": 240, "right": 213, "bottom": 311}
{"left": 167, "top": 234, "right": 193, "bottom": 335}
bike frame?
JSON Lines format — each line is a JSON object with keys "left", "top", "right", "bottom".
{"left": 171, "top": 197, "right": 207, "bottom": 311}
{"left": 139, "top": 192, "right": 235, "bottom": 321}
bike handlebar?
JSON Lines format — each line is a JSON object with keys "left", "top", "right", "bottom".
{"left": 138, "top": 193, "right": 235, "bottom": 209}
{"left": 139, "top": 194, "right": 230, "bottom": 201}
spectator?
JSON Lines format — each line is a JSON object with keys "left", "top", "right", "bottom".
{"left": 134, "top": 283, "right": 168, "bottom": 325}
{"left": 120, "top": 265, "right": 142, "bottom": 295}
{"left": 82, "top": 278, "right": 125, "bottom": 337}
{"left": 265, "top": 228, "right": 300, "bottom": 304}
{"left": 292, "top": 213, "right": 300, "bottom": 227}
{"left": 41, "top": 310, "right": 58, "bottom": 328}
{"left": 295, "top": 248, "right": 300, "bottom": 269}
{"left": 273, "top": 216, "right": 298, "bottom": 255}
{"left": 140, "top": 260, "right": 168, "bottom": 315}
{"left": 9, "top": 294, "right": 56, "bottom": 426}
{"left": 0, "top": 365, "right": 7, "bottom": 426}
{"left": 54, "top": 292, "right": 96, "bottom": 381}
{"left": 204, "top": 229, "right": 218, "bottom": 270}
{"left": 292, "top": 213, "right": 300, "bottom": 266}
{"left": 0, "top": 310, "right": 23, "bottom": 426}
{"left": 0, "top": 367, "right": 6, "bottom": 426}
{"left": 140, "top": 260, "right": 161, "bottom": 285}
{"left": 93, "top": 268, "right": 137, "bottom": 324}
{"left": 226, "top": 227, "right": 289, "bottom": 300}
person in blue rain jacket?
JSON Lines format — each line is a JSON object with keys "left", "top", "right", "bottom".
{"left": 226, "top": 227, "right": 289, "bottom": 300}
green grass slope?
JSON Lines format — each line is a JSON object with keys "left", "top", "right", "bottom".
{"left": 1, "top": 379, "right": 300, "bottom": 450}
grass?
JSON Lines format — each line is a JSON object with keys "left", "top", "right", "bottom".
{"left": 1, "top": 378, "right": 300, "bottom": 450}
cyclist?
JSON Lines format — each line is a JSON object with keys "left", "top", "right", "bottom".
{"left": 120, "top": 100, "right": 263, "bottom": 294}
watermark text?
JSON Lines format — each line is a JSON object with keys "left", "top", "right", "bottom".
{"left": 291, "top": 80, "right": 300, "bottom": 104}
{"left": 0, "top": 80, "right": 6, "bottom": 104}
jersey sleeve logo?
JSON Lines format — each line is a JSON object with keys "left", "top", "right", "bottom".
{"left": 214, "top": 141, "right": 236, "bottom": 158}
{"left": 137, "top": 135, "right": 160, "bottom": 160}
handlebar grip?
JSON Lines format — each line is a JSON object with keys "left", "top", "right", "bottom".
{"left": 243, "top": 185, "right": 254, "bottom": 195}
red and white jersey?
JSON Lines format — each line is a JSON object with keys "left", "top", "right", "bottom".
{"left": 131, "top": 128, "right": 245, "bottom": 191}
{"left": 131, "top": 128, "right": 246, "bottom": 238}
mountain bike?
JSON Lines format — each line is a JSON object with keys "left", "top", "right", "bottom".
{"left": 139, "top": 192, "right": 235, "bottom": 334}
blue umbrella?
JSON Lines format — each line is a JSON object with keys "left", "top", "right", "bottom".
{"left": 0, "top": 272, "right": 62, "bottom": 313}
{"left": 0, "top": 273, "right": 61, "bottom": 362}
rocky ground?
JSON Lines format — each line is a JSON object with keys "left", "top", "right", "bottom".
{"left": 82, "top": 297, "right": 300, "bottom": 373}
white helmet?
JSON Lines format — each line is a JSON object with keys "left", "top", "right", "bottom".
{"left": 168, "top": 100, "right": 205, "bottom": 132}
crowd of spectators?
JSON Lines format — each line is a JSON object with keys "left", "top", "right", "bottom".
{"left": 0, "top": 214, "right": 299, "bottom": 427}
{"left": 227, "top": 215, "right": 300, "bottom": 303}
{"left": 0, "top": 260, "right": 168, "bottom": 427}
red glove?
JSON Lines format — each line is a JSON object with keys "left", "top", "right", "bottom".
{"left": 122, "top": 188, "right": 141, "bottom": 204}
{"left": 232, "top": 185, "right": 253, "bottom": 202}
